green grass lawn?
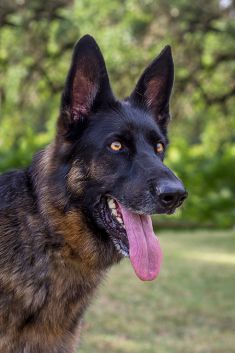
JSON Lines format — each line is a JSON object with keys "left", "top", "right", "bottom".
{"left": 79, "top": 230, "right": 235, "bottom": 353}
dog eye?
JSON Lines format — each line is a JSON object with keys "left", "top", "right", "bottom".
{"left": 110, "top": 141, "right": 123, "bottom": 151}
{"left": 155, "top": 142, "right": 164, "bottom": 154}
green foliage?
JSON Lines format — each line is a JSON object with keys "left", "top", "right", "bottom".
{"left": 1, "top": 0, "right": 235, "bottom": 227}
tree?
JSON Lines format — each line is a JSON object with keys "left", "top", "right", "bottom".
{"left": 1, "top": 0, "right": 235, "bottom": 227}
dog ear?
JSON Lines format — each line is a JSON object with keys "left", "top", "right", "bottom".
{"left": 59, "top": 35, "right": 115, "bottom": 135}
{"left": 129, "top": 46, "right": 174, "bottom": 131}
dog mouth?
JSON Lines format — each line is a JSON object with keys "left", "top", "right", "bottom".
{"left": 98, "top": 196, "right": 163, "bottom": 281}
{"left": 99, "top": 197, "right": 129, "bottom": 257}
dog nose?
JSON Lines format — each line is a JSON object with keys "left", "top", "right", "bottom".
{"left": 158, "top": 184, "right": 188, "bottom": 209}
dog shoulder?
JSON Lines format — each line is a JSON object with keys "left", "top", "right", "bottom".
{"left": 0, "top": 169, "right": 33, "bottom": 209}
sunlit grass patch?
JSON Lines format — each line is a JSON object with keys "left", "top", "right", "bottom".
{"left": 183, "top": 251, "right": 235, "bottom": 265}
{"left": 79, "top": 230, "right": 235, "bottom": 353}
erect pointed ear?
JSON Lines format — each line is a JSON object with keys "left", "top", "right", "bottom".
{"left": 129, "top": 46, "right": 174, "bottom": 131}
{"left": 59, "top": 35, "right": 115, "bottom": 136}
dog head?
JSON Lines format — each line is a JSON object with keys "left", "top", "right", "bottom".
{"left": 52, "top": 35, "right": 187, "bottom": 279}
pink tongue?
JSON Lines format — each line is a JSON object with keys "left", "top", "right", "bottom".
{"left": 118, "top": 204, "right": 163, "bottom": 281}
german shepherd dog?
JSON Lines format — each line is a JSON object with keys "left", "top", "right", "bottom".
{"left": 0, "top": 35, "right": 187, "bottom": 352}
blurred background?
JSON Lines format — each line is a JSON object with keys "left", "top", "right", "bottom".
{"left": 0, "top": 1, "right": 235, "bottom": 352}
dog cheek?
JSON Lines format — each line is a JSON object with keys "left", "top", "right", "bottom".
{"left": 67, "top": 163, "right": 90, "bottom": 195}
{"left": 90, "top": 156, "right": 121, "bottom": 180}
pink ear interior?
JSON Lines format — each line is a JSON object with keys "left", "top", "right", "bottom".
{"left": 129, "top": 46, "right": 173, "bottom": 127}
{"left": 71, "top": 59, "right": 99, "bottom": 120}
{"left": 145, "top": 76, "right": 166, "bottom": 114}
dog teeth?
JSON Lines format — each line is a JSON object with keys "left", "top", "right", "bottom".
{"left": 107, "top": 197, "right": 125, "bottom": 226}
{"left": 116, "top": 216, "right": 123, "bottom": 224}
{"left": 111, "top": 208, "right": 118, "bottom": 217}
{"left": 108, "top": 199, "right": 115, "bottom": 209}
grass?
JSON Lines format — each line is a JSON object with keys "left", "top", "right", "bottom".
{"left": 79, "top": 230, "right": 235, "bottom": 353}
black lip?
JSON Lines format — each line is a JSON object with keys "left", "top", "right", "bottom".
{"left": 107, "top": 194, "right": 181, "bottom": 217}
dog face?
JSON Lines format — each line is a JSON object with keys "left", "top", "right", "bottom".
{"left": 54, "top": 35, "right": 187, "bottom": 280}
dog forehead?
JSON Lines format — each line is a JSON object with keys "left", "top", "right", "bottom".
{"left": 87, "top": 102, "right": 164, "bottom": 139}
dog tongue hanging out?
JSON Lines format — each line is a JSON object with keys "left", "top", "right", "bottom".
{"left": 0, "top": 34, "right": 187, "bottom": 353}
{"left": 119, "top": 204, "right": 162, "bottom": 281}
